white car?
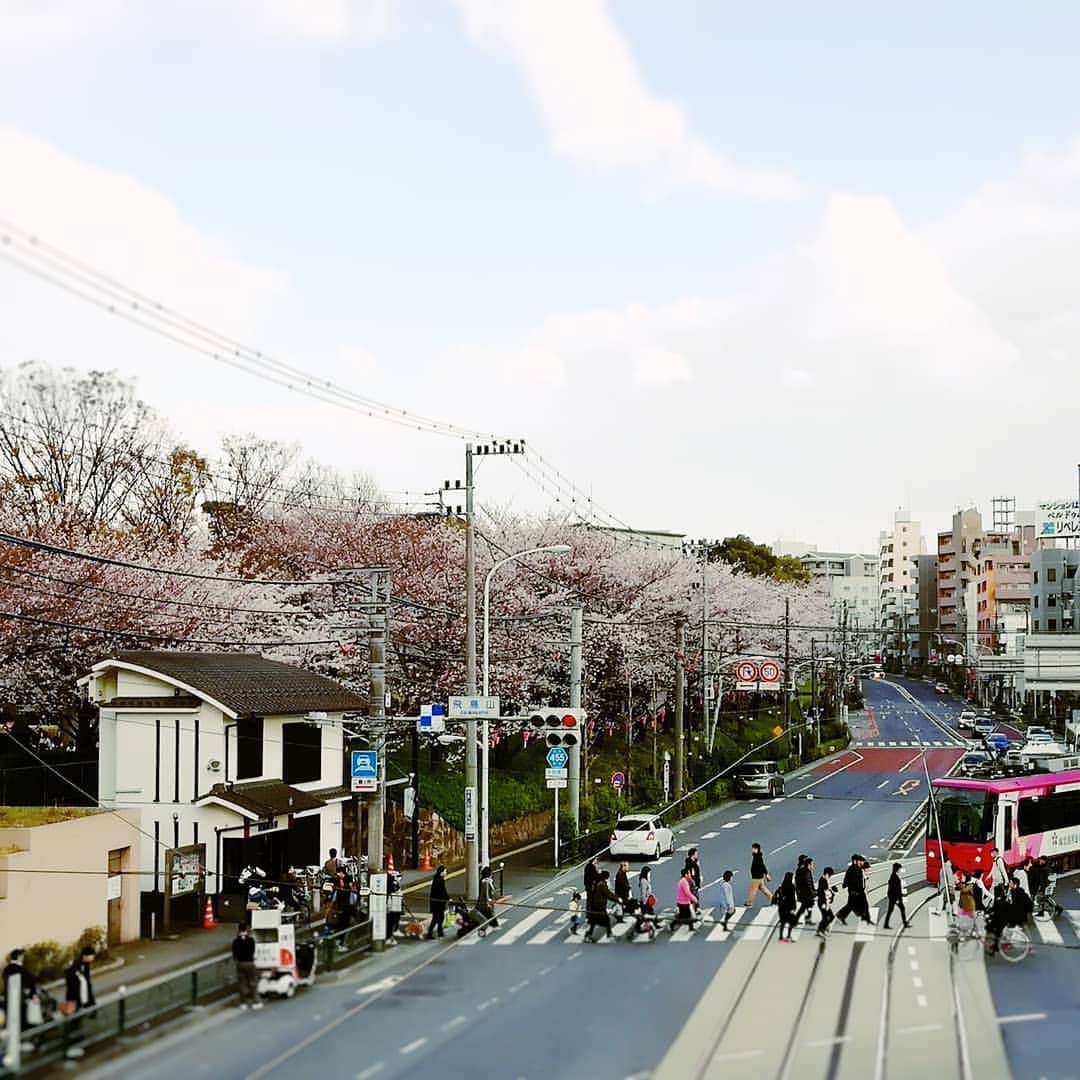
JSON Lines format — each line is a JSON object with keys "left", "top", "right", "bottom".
{"left": 1025, "top": 726, "right": 1054, "bottom": 743}
{"left": 609, "top": 815, "right": 674, "bottom": 860}
{"left": 958, "top": 710, "right": 977, "bottom": 729}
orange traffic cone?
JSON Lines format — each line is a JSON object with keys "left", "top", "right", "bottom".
{"left": 202, "top": 895, "right": 217, "bottom": 929}
{"left": 386, "top": 850, "right": 396, "bottom": 873}
{"left": 420, "top": 847, "right": 433, "bottom": 872}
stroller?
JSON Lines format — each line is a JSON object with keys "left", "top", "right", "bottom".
{"left": 453, "top": 901, "right": 487, "bottom": 939}
{"left": 626, "top": 895, "right": 659, "bottom": 941}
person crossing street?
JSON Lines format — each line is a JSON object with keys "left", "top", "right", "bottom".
{"left": 882, "top": 862, "right": 910, "bottom": 930}
{"left": 747, "top": 843, "right": 773, "bottom": 906}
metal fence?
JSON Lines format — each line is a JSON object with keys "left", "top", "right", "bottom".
{"left": 1, "top": 917, "right": 373, "bottom": 1077}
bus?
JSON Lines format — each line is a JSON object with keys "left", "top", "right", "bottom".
{"left": 926, "top": 755, "right": 1080, "bottom": 883}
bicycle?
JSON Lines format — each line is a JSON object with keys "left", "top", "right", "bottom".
{"left": 946, "top": 914, "right": 984, "bottom": 960}
{"left": 1032, "top": 875, "right": 1063, "bottom": 922}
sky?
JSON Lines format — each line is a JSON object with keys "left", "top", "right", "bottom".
{"left": 2, "top": 1, "right": 1080, "bottom": 552}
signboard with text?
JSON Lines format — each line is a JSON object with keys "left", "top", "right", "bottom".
{"left": 1038, "top": 500, "right": 1080, "bottom": 539}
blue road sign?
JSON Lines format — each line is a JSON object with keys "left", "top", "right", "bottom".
{"left": 546, "top": 746, "right": 569, "bottom": 769}
{"left": 351, "top": 750, "right": 379, "bottom": 792}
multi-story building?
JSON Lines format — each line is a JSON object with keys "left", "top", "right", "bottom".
{"left": 799, "top": 551, "right": 879, "bottom": 636}
{"left": 1029, "top": 547, "right": 1080, "bottom": 634}
{"left": 936, "top": 508, "right": 983, "bottom": 647}
{"left": 915, "top": 554, "right": 939, "bottom": 668}
{"left": 878, "top": 510, "right": 924, "bottom": 669}
{"left": 772, "top": 539, "right": 818, "bottom": 559}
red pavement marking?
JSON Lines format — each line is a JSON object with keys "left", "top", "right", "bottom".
{"left": 813, "top": 747, "right": 963, "bottom": 776}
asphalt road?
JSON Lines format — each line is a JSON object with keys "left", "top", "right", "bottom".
{"left": 90, "top": 682, "right": 1061, "bottom": 1080}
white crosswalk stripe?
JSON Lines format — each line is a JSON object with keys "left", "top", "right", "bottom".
{"left": 494, "top": 908, "right": 553, "bottom": 945}
{"left": 855, "top": 906, "right": 879, "bottom": 942}
{"left": 527, "top": 912, "right": 570, "bottom": 944}
{"left": 1033, "top": 916, "right": 1064, "bottom": 946}
{"left": 671, "top": 908, "right": 713, "bottom": 941}
{"left": 706, "top": 906, "right": 746, "bottom": 941}
{"left": 742, "top": 907, "right": 778, "bottom": 941}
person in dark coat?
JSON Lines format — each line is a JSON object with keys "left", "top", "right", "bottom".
{"left": 882, "top": 862, "right": 910, "bottom": 929}
{"left": 775, "top": 872, "right": 798, "bottom": 942}
{"left": 614, "top": 861, "right": 632, "bottom": 922}
{"left": 63, "top": 948, "right": 96, "bottom": 1014}
{"left": 584, "top": 871, "right": 618, "bottom": 942}
{"left": 584, "top": 857, "right": 600, "bottom": 896}
{"left": 231, "top": 924, "right": 260, "bottom": 1009}
{"left": 684, "top": 848, "right": 703, "bottom": 897}
{"left": 477, "top": 865, "right": 499, "bottom": 929}
{"left": 836, "top": 854, "right": 870, "bottom": 925}
{"left": 747, "top": 843, "right": 773, "bottom": 905}
{"left": 816, "top": 866, "right": 837, "bottom": 937}
{"left": 425, "top": 865, "right": 450, "bottom": 940}
{"left": 795, "top": 855, "right": 816, "bottom": 926}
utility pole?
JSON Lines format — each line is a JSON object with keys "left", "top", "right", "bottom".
{"left": 367, "top": 570, "right": 388, "bottom": 873}
{"left": 674, "top": 615, "right": 685, "bottom": 800}
{"left": 463, "top": 444, "right": 479, "bottom": 901}
{"left": 568, "top": 604, "right": 583, "bottom": 831}
{"left": 810, "top": 638, "right": 818, "bottom": 743}
{"left": 840, "top": 601, "right": 849, "bottom": 728}
{"left": 701, "top": 552, "right": 709, "bottom": 754}
{"left": 783, "top": 596, "right": 791, "bottom": 734}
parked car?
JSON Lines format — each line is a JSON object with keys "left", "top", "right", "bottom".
{"left": 733, "top": 760, "right": 786, "bottom": 799}
{"left": 609, "top": 815, "right": 674, "bottom": 860}
{"left": 934, "top": 683, "right": 949, "bottom": 694}
{"left": 958, "top": 709, "right": 977, "bottom": 729}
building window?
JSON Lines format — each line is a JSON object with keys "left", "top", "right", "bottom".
{"left": 1034, "top": 571, "right": 1039, "bottom": 584}
{"left": 1048, "top": 618, "right": 1058, "bottom": 631}
{"left": 1049, "top": 567, "right": 1057, "bottom": 583}
{"left": 1068, "top": 566, "right": 1077, "bottom": 580}
{"left": 1034, "top": 619, "right": 1040, "bottom": 631}
{"left": 236, "top": 718, "right": 264, "bottom": 780}
{"left": 283, "top": 723, "right": 322, "bottom": 784}
{"left": 1033, "top": 596, "right": 1039, "bottom": 609}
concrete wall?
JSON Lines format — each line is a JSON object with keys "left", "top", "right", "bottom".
{"left": 0, "top": 810, "right": 142, "bottom": 961}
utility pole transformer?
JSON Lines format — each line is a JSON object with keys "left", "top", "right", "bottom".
{"left": 674, "top": 614, "right": 686, "bottom": 800}
{"left": 569, "top": 604, "right": 583, "bottom": 830}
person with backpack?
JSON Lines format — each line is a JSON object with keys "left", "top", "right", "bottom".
{"left": 775, "top": 871, "right": 798, "bottom": 942}
{"left": 477, "top": 865, "right": 500, "bottom": 929}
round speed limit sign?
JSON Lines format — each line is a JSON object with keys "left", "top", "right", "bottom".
{"left": 735, "top": 660, "right": 759, "bottom": 683}
{"left": 758, "top": 661, "right": 781, "bottom": 684}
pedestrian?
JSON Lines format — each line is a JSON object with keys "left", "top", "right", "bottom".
{"left": 955, "top": 871, "right": 976, "bottom": 930}
{"left": 684, "top": 847, "right": 703, "bottom": 907}
{"left": 3, "top": 948, "right": 37, "bottom": 1031}
{"left": 719, "top": 870, "right": 736, "bottom": 931}
{"left": 795, "top": 855, "right": 816, "bottom": 926}
{"left": 569, "top": 891, "right": 583, "bottom": 935}
{"left": 747, "top": 843, "right": 773, "bottom": 905}
{"left": 584, "top": 856, "right": 600, "bottom": 896}
{"left": 584, "top": 870, "right": 618, "bottom": 942}
{"left": 971, "top": 871, "right": 988, "bottom": 937}
{"left": 672, "top": 867, "right": 698, "bottom": 932}
{"left": 857, "top": 857, "right": 873, "bottom": 923}
{"left": 477, "top": 864, "right": 499, "bottom": 929}
{"left": 882, "top": 862, "right": 910, "bottom": 929}
{"left": 1013, "top": 857, "right": 1031, "bottom": 897}
{"left": 61, "top": 946, "right": 97, "bottom": 1057}
{"left": 989, "top": 846, "right": 1010, "bottom": 903}
{"left": 776, "top": 871, "right": 798, "bottom": 942}
{"left": 614, "top": 860, "right": 632, "bottom": 922}
{"left": 938, "top": 852, "right": 955, "bottom": 913}
{"left": 425, "top": 865, "right": 449, "bottom": 940}
{"left": 1026, "top": 856, "right": 1044, "bottom": 903}
{"left": 836, "top": 854, "right": 866, "bottom": 926}
{"left": 323, "top": 847, "right": 342, "bottom": 878}
{"left": 638, "top": 865, "right": 654, "bottom": 909}
{"left": 232, "top": 924, "right": 261, "bottom": 1010}
{"left": 816, "top": 866, "right": 836, "bottom": 937}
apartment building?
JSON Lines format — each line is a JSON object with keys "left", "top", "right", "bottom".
{"left": 878, "top": 510, "right": 924, "bottom": 667}
{"left": 799, "top": 551, "right": 880, "bottom": 633}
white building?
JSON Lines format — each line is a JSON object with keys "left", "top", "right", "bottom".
{"left": 798, "top": 551, "right": 880, "bottom": 632}
{"left": 83, "top": 651, "right": 364, "bottom": 898}
{"left": 772, "top": 538, "right": 818, "bottom": 558}
{"left": 878, "top": 509, "right": 926, "bottom": 666}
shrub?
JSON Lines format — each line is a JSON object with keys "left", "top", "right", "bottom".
{"left": 22, "top": 940, "right": 70, "bottom": 982}
{"left": 74, "top": 925, "right": 108, "bottom": 960}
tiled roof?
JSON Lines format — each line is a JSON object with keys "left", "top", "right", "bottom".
{"left": 197, "top": 780, "right": 327, "bottom": 818}
{"left": 101, "top": 695, "right": 201, "bottom": 709}
{"left": 105, "top": 651, "right": 366, "bottom": 718}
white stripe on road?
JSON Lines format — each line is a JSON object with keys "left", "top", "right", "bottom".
{"left": 671, "top": 909, "right": 713, "bottom": 941}
{"left": 477, "top": 997, "right": 498, "bottom": 1011}
{"left": 722, "top": 822, "right": 740, "bottom": 829}
{"left": 816, "top": 819, "right": 834, "bottom": 830}
{"left": 356, "top": 1064, "right": 385, "bottom": 1080}
{"left": 916, "top": 994, "right": 928, "bottom": 1008}
{"left": 706, "top": 906, "right": 746, "bottom": 941}
{"left": 877, "top": 780, "right": 890, "bottom": 789}
{"left": 928, "top": 909, "right": 948, "bottom": 942}
{"left": 494, "top": 908, "right": 552, "bottom": 945}
{"left": 1032, "top": 918, "right": 1064, "bottom": 946}
{"left": 742, "top": 907, "right": 778, "bottom": 941}
{"left": 701, "top": 831, "right": 720, "bottom": 839}
{"left": 855, "top": 907, "right": 879, "bottom": 942}
{"left": 441, "top": 1016, "right": 467, "bottom": 1032}
{"left": 769, "top": 840, "right": 798, "bottom": 856}
{"left": 850, "top": 801, "right": 863, "bottom": 810}
{"left": 740, "top": 813, "right": 757, "bottom": 819}
{"left": 400, "top": 1038, "right": 428, "bottom": 1056}
{"left": 997, "top": 1013, "right": 1047, "bottom": 1024}
{"left": 528, "top": 913, "right": 570, "bottom": 944}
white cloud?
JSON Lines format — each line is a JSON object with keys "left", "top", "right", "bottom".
{"left": 453, "top": 0, "right": 802, "bottom": 201}
{"left": 230, "top": 0, "right": 393, "bottom": 42}
{"left": 632, "top": 346, "right": 692, "bottom": 387}
{"left": 341, "top": 347, "right": 379, "bottom": 376}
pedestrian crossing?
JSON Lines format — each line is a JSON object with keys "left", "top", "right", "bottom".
{"left": 455, "top": 897, "right": 1080, "bottom": 949}
{"left": 851, "top": 740, "right": 957, "bottom": 748}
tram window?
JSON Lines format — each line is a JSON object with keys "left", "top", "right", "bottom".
{"left": 1018, "top": 790, "right": 1080, "bottom": 836}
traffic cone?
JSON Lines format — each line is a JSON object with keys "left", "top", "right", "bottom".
{"left": 421, "top": 847, "right": 433, "bottom": 872}
{"left": 386, "top": 850, "right": 396, "bottom": 873}
{"left": 202, "top": 895, "right": 217, "bottom": 929}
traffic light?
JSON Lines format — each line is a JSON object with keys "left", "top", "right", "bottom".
{"left": 528, "top": 709, "right": 584, "bottom": 748}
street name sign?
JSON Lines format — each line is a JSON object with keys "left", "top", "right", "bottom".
{"left": 449, "top": 695, "right": 500, "bottom": 719}
{"left": 545, "top": 768, "right": 568, "bottom": 780}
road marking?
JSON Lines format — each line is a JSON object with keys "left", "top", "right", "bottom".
{"left": 356, "top": 976, "right": 402, "bottom": 995}
{"left": 611, "top": 919, "right": 634, "bottom": 938}
{"left": 912, "top": 977, "right": 923, "bottom": 989}
{"left": 441, "top": 1016, "right": 467, "bottom": 1032}
{"left": 477, "top": 998, "right": 498, "bottom": 1011}
{"left": 676, "top": 843, "right": 693, "bottom": 851}
{"left": 997, "top": 1013, "right": 1047, "bottom": 1024}
{"left": 537, "top": 896, "right": 554, "bottom": 904}
{"left": 671, "top": 908, "right": 713, "bottom": 941}
{"left": 916, "top": 994, "right": 928, "bottom": 1008}
{"left": 1032, "top": 918, "right": 1064, "bottom": 946}
{"left": 910, "top": 960, "right": 919, "bottom": 971}
{"left": 568, "top": 950, "right": 582, "bottom": 960}
{"left": 714, "top": 1050, "right": 764, "bottom": 1062}
{"left": 722, "top": 822, "right": 740, "bottom": 829}
{"left": 508, "top": 980, "right": 530, "bottom": 993}
{"left": 701, "top": 831, "right": 720, "bottom": 839}
{"left": 806, "top": 1036, "right": 852, "bottom": 1048}
{"left": 650, "top": 856, "right": 672, "bottom": 866}
{"left": 789, "top": 750, "right": 865, "bottom": 796}
{"left": 898, "top": 751, "right": 923, "bottom": 772}
{"left": 740, "top": 813, "right": 757, "bottom": 819}
{"left": 537, "top": 966, "right": 553, "bottom": 977}
{"left": 743, "top": 907, "right": 778, "bottom": 941}
{"left": 768, "top": 839, "right": 798, "bottom": 856}
{"left": 877, "top": 780, "right": 890, "bottom": 789}
{"left": 850, "top": 801, "right": 863, "bottom": 810}
{"left": 706, "top": 907, "right": 746, "bottom": 941}
{"left": 816, "top": 819, "right": 834, "bottom": 830}
{"left": 400, "top": 1038, "right": 428, "bottom": 1056}
{"left": 356, "top": 1065, "right": 385, "bottom": 1080}
{"left": 494, "top": 908, "right": 552, "bottom": 945}
{"left": 854, "top": 907, "right": 879, "bottom": 942}
{"left": 897, "top": 1024, "right": 943, "bottom": 1036}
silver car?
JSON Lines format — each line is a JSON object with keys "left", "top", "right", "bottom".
{"left": 734, "top": 761, "right": 785, "bottom": 798}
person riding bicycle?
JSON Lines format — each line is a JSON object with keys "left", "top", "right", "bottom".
{"left": 986, "top": 876, "right": 1033, "bottom": 954}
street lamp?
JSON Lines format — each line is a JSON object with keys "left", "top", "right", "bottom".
{"left": 480, "top": 543, "right": 571, "bottom": 868}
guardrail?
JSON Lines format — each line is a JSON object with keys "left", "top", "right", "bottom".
{"left": 1, "top": 917, "right": 373, "bottom": 1077}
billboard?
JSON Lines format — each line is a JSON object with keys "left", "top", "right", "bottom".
{"left": 1038, "top": 500, "right": 1080, "bottom": 539}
